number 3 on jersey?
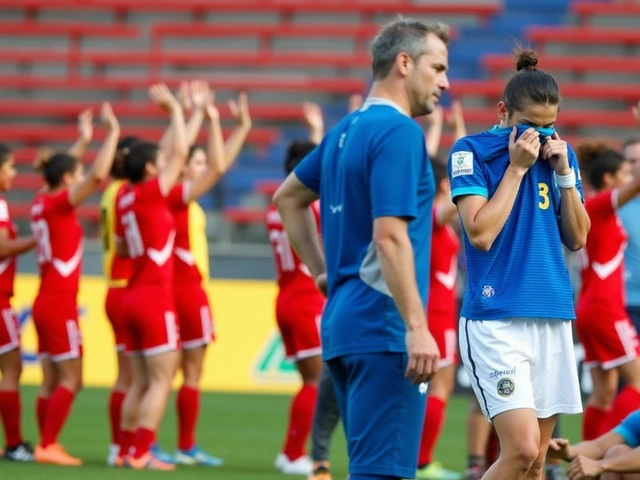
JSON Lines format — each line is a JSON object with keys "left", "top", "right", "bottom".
{"left": 122, "top": 211, "right": 144, "bottom": 257}
{"left": 31, "top": 219, "right": 52, "bottom": 263}
{"left": 538, "top": 182, "right": 550, "bottom": 210}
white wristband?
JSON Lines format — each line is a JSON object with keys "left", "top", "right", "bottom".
{"left": 556, "top": 169, "right": 576, "bottom": 189}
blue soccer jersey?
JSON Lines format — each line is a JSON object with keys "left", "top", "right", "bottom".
{"left": 619, "top": 199, "right": 640, "bottom": 307}
{"left": 295, "top": 98, "right": 435, "bottom": 360}
{"left": 448, "top": 128, "right": 584, "bottom": 321}
{"left": 614, "top": 410, "right": 640, "bottom": 448}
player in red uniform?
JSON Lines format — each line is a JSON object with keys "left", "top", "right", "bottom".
{"left": 166, "top": 82, "right": 244, "bottom": 465}
{"left": 101, "top": 136, "right": 139, "bottom": 466}
{"left": 114, "top": 84, "right": 188, "bottom": 470}
{"left": 576, "top": 141, "right": 640, "bottom": 440}
{"left": 267, "top": 139, "right": 324, "bottom": 476}
{"left": 0, "top": 144, "right": 37, "bottom": 461}
{"left": 31, "top": 104, "right": 120, "bottom": 466}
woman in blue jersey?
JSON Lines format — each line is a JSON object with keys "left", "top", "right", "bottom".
{"left": 449, "top": 48, "right": 590, "bottom": 480}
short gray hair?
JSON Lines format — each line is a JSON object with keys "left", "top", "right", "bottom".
{"left": 371, "top": 17, "right": 449, "bottom": 80}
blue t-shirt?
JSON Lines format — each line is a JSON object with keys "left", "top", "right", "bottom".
{"left": 614, "top": 410, "right": 640, "bottom": 448}
{"left": 619, "top": 198, "right": 640, "bottom": 307}
{"left": 448, "top": 129, "right": 583, "bottom": 321}
{"left": 295, "top": 98, "right": 435, "bottom": 360}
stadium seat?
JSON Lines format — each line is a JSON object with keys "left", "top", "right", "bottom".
{"left": 527, "top": 26, "right": 640, "bottom": 49}
{"left": 572, "top": 2, "right": 640, "bottom": 25}
{"left": 482, "top": 54, "right": 640, "bottom": 75}
{"left": 222, "top": 206, "right": 267, "bottom": 226}
{"left": 255, "top": 180, "right": 281, "bottom": 198}
{"left": 0, "top": 22, "right": 139, "bottom": 38}
{"left": 461, "top": 108, "right": 638, "bottom": 129}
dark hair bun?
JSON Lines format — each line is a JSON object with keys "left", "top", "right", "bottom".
{"left": 515, "top": 48, "right": 539, "bottom": 71}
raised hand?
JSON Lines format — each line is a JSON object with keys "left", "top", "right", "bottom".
{"left": 426, "top": 105, "right": 444, "bottom": 127}
{"left": 446, "top": 100, "right": 464, "bottom": 129}
{"left": 508, "top": 127, "right": 540, "bottom": 173}
{"left": 100, "top": 102, "right": 120, "bottom": 132}
{"left": 77, "top": 108, "right": 94, "bottom": 143}
{"left": 542, "top": 131, "right": 571, "bottom": 175}
{"left": 178, "top": 81, "right": 192, "bottom": 112}
{"left": 228, "top": 92, "right": 251, "bottom": 129}
{"left": 302, "top": 101, "right": 323, "bottom": 132}
{"left": 348, "top": 93, "right": 363, "bottom": 113}
{"left": 190, "top": 80, "right": 211, "bottom": 111}
{"left": 149, "top": 83, "right": 179, "bottom": 113}
{"left": 632, "top": 100, "right": 640, "bottom": 126}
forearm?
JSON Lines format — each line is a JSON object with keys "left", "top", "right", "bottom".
{"left": 560, "top": 187, "right": 590, "bottom": 251}
{"left": 89, "top": 128, "right": 120, "bottom": 181}
{"left": 426, "top": 122, "right": 442, "bottom": 158}
{"left": 185, "top": 107, "right": 206, "bottom": 147}
{"left": 224, "top": 125, "right": 251, "bottom": 165}
{"left": 308, "top": 126, "right": 323, "bottom": 145}
{"left": 278, "top": 202, "right": 325, "bottom": 279}
{"left": 465, "top": 166, "right": 525, "bottom": 249}
{"left": 570, "top": 441, "right": 607, "bottom": 462}
{"left": 68, "top": 137, "right": 90, "bottom": 160}
{"left": 599, "top": 447, "right": 640, "bottom": 473}
{"left": 376, "top": 234, "right": 426, "bottom": 331}
{"left": 0, "top": 236, "right": 36, "bottom": 257}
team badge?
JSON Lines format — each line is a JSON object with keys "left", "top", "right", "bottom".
{"left": 451, "top": 151, "right": 474, "bottom": 178}
{"left": 497, "top": 378, "right": 515, "bottom": 397}
{"left": 482, "top": 285, "right": 495, "bottom": 298}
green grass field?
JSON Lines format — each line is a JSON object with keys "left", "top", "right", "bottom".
{"left": 1, "top": 387, "right": 584, "bottom": 480}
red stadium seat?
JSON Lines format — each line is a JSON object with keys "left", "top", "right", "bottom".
{"left": 0, "top": 100, "right": 311, "bottom": 122}
{"left": 0, "top": 22, "right": 139, "bottom": 37}
{"left": 255, "top": 180, "right": 281, "bottom": 198}
{"left": 222, "top": 206, "right": 267, "bottom": 225}
{"left": 482, "top": 54, "right": 640, "bottom": 75}
{"left": 527, "top": 27, "right": 640, "bottom": 48}
{"left": 572, "top": 2, "right": 640, "bottom": 25}
{"left": 461, "top": 108, "right": 638, "bottom": 129}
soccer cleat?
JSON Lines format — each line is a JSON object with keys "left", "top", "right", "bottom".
{"left": 464, "top": 465, "right": 485, "bottom": 480}
{"left": 417, "top": 462, "right": 462, "bottom": 480}
{"left": 125, "top": 452, "right": 176, "bottom": 471}
{"left": 274, "top": 452, "right": 288, "bottom": 470}
{"left": 106, "top": 443, "right": 119, "bottom": 466}
{"left": 150, "top": 443, "right": 175, "bottom": 464}
{"left": 175, "top": 445, "right": 224, "bottom": 467}
{"left": 280, "top": 455, "right": 313, "bottom": 475}
{"left": 308, "top": 462, "right": 333, "bottom": 480}
{"left": 4, "top": 442, "right": 34, "bottom": 462}
{"left": 34, "top": 443, "right": 82, "bottom": 466}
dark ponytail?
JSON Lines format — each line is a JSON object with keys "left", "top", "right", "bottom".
{"left": 123, "top": 141, "right": 158, "bottom": 184}
{"left": 576, "top": 140, "right": 626, "bottom": 190}
{"left": 34, "top": 148, "right": 79, "bottom": 189}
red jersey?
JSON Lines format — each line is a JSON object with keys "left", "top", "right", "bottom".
{"left": 0, "top": 196, "right": 18, "bottom": 297}
{"left": 116, "top": 178, "right": 175, "bottom": 290}
{"left": 577, "top": 190, "right": 628, "bottom": 320}
{"left": 167, "top": 183, "right": 208, "bottom": 285}
{"left": 428, "top": 205, "right": 460, "bottom": 319}
{"left": 100, "top": 180, "right": 132, "bottom": 287}
{"left": 30, "top": 189, "right": 83, "bottom": 295}
{"left": 266, "top": 201, "right": 322, "bottom": 297}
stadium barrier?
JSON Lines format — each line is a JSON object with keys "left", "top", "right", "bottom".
{"left": 13, "top": 274, "right": 593, "bottom": 395}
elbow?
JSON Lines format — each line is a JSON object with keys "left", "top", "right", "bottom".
{"left": 467, "top": 231, "right": 493, "bottom": 252}
{"left": 565, "top": 236, "right": 587, "bottom": 252}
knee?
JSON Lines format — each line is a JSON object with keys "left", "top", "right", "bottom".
{"left": 591, "top": 386, "right": 617, "bottom": 409}
{"left": 182, "top": 360, "right": 204, "bottom": 387}
{"left": 0, "top": 361, "right": 22, "bottom": 387}
{"left": 502, "top": 441, "right": 540, "bottom": 473}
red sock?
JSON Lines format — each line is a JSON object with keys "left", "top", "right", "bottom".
{"left": 485, "top": 427, "right": 500, "bottom": 466}
{"left": 282, "top": 383, "right": 317, "bottom": 461}
{"left": 0, "top": 390, "right": 23, "bottom": 447}
{"left": 583, "top": 405, "right": 610, "bottom": 440}
{"left": 132, "top": 427, "right": 155, "bottom": 459}
{"left": 603, "top": 387, "right": 640, "bottom": 433}
{"left": 108, "top": 390, "right": 126, "bottom": 445}
{"left": 177, "top": 385, "right": 200, "bottom": 451}
{"left": 118, "top": 430, "right": 135, "bottom": 458}
{"left": 41, "top": 386, "right": 75, "bottom": 448}
{"left": 418, "top": 396, "right": 446, "bottom": 467}
{"left": 36, "top": 396, "right": 49, "bottom": 437}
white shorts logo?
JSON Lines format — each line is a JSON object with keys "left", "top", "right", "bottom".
{"left": 497, "top": 378, "right": 515, "bottom": 397}
{"left": 451, "top": 151, "right": 474, "bottom": 178}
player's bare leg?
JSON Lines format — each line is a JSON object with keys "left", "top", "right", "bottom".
{"left": 417, "top": 364, "right": 460, "bottom": 479}
{"left": 584, "top": 366, "right": 618, "bottom": 439}
{"left": 277, "top": 354, "right": 321, "bottom": 475}
{"left": 523, "top": 416, "right": 556, "bottom": 480}
{"left": 34, "top": 358, "right": 83, "bottom": 465}
{"left": 119, "top": 355, "right": 148, "bottom": 459}
{"left": 0, "top": 348, "right": 32, "bottom": 461}
{"left": 481, "top": 408, "right": 540, "bottom": 480}
{"left": 600, "top": 444, "right": 640, "bottom": 480}
{"left": 175, "top": 345, "right": 223, "bottom": 466}
{"left": 465, "top": 397, "right": 491, "bottom": 479}
{"left": 0, "top": 349, "right": 21, "bottom": 392}
{"left": 107, "top": 351, "right": 132, "bottom": 465}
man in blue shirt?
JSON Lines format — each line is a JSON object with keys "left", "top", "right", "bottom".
{"left": 619, "top": 135, "right": 640, "bottom": 333}
{"left": 548, "top": 410, "right": 640, "bottom": 479}
{"left": 274, "top": 18, "right": 450, "bottom": 480}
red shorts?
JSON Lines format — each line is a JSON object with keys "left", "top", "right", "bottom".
{"left": 276, "top": 292, "right": 323, "bottom": 361}
{"left": 429, "top": 311, "right": 458, "bottom": 367}
{"left": 105, "top": 286, "right": 127, "bottom": 352}
{"left": 0, "top": 295, "right": 19, "bottom": 355}
{"left": 33, "top": 292, "right": 82, "bottom": 362}
{"left": 577, "top": 312, "right": 640, "bottom": 370}
{"left": 175, "top": 283, "right": 214, "bottom": 350}
{"left": 123, "top": 285, "right": 179, "bottom": 357}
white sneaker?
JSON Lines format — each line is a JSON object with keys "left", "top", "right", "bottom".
{"left": 106, "top": 444, "right": 119, "bottom": 467}
{"left": 275, "top": 453, "right": 288, "bottom": 470}
{"left": 281, "top": 455, "right": 313, "bottom": 475}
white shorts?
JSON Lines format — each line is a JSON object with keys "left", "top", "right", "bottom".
{"left": 459, "top": 316, "right": 583, "bottom": 420}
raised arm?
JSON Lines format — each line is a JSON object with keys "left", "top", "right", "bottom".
{"left": 69, "top": 103, "right": 120, "bottom": 206}
{"left": 348, "top": 93, "right": 363, "bottom": 113}
{"left": 447, "top": 100, "right": 467, "bottom": 142}
{"left": 158, "top": 81, "right": 190, "bottom": 154}
{"left": 224, "top": 92, "right": 252, "bottom": 165}
{"left": 184, "top": 80, "right": 210, "bottom": 147}
{"left": 302, "top": 101, "right": 324, "bottom": 145}
{"left": 68, "top": 108, "right": 94, "bottom": 160}
{"left": 456, "top": 128, "right": 539, "bottom": 251}
{"left": 149, "top": 83, "right": 189, "bottom": 196}
{"left": 185, "top": 96, "right": 229, "bottom": 201}
{"left": 425, "top": 106, "right": 443, "bottom": 158}
{"left": 542, "top": 132, "right": 590, "bottom": 251}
